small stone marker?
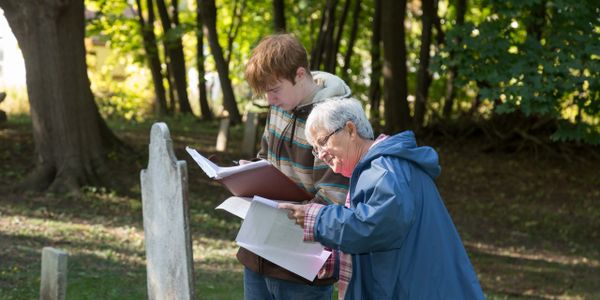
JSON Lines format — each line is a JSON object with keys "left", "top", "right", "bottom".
{"left": 140, "top": 122, "right": 195, "bottom": 300}
{"left": 39, "top": 247, "right": 67, "bottom": 300}
{"left": 241, "top": 112, "right": 258, "bottom": 157}
{"left": 0, "top": 92, "right": 6, "bottom": 123}
{"left": 215, "top": 118, "right": 230, "bottom": 152}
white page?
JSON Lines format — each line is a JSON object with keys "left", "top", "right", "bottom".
{"left": 185, "top": 146, "right": 219, "bottom": 178}
{"left": 216, "top": 196, "right": 252, "bottom": 219}
{"left": 185, "top": 147, "right": 270, "bottom": 179}
{"left": 215, "top": 196, "right": 291, "bottom": 219}
{"left": 235, "top": 200, "right": 331, "bottom": 281}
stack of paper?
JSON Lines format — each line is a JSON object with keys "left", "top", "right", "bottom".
{"left": 218, "top": 196, "right": 331, "bottom": 281}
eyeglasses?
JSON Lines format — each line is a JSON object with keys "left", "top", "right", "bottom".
{"left": 311, "top": 126, "right": 344, "bottom": 157}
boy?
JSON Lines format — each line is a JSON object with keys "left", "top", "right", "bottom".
{"left": 239, "top": 33, "right": 350, "bottom": 299}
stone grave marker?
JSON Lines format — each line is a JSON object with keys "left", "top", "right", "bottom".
{"left": 140, "top": 122, "right": 195, "bottom": 300}
{"left": 241, "top": 112, "right": 258, "bottom": 157}
{"left": 39, "top": 247, "right": 67, "bottom": 300}
{"left": 216, "top": 118, "right": 230, "bottom": 152}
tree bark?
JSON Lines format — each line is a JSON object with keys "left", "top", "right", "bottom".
{"left": 368, "top": 0, "right": 382, "bottom": 133}
{"left": 225, "top": 0, "right": 246, "bottom": 65}
{"left": 273, "top": 0, "right": 286, "bottom": 32}
{"left": 328, "top": 0, "right": 351, "bottom": 72}
{"left": 525, "top": 0, "right": 545, "bottom": 42}
{"left": 155, "top": 0, "right": 193, "bottom": 114}
{"left": 443, "top": 0, "right": 466, "bottom": 118}
{"left": 414, "top": 0, "right": 435, "bottom": 130}
{"left": 163, "top": 42, "right": 177, "bottom": 114}
{"left": 321, "top": 0, "right": 338, "bottom": 73}
{"left": 310, "top": 0, "right": 337, "bottom": 71}
{"left": 381, "top": 0, "right": 411, "bottom": 133}
{"left": 432, "top": 0, "right": 445, "bottom": 47}
{"left": 341, "top": 0, "right": 361, "bottom": 80}
{"left": 200, "top": 0, "right": 242, "bottom": 124}
{"left": 196, "top": 0, "right": 212, "bottom": 120}
{"left": 135, "top": 0, "right": 168, "bottom": 116}
{"left": 0, "top": 0, "right": 119, "bottom": 192}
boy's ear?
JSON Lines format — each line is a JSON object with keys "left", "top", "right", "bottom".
{"left": 295, "top": 67, "right": 306, "bottom": 79}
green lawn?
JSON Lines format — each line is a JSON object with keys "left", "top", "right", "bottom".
{"left": 1, "top": 117, "right": 599, "bottom": 299}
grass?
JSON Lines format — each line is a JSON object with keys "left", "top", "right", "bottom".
{"left": 1, "top": 116, "right": 599, "bottom": 299}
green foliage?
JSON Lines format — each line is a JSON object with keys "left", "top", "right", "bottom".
{"left": 88, "top": 54, "right": 154, "bottom": 122}
{"left": 85, "top": 0, "right": 144, "bottom": 58}
{"left": 441, "top": 0, "right": 600, "bottom": 144}
{"left": 85, "top": 0, "right": 154, "bottom": 121}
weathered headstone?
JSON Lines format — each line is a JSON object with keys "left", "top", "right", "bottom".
{"left": 241, "top": 112, "right": 258, "bottom": 157}
{"left": 39, "top": 247, "right": 67, "bottom": 300}
{"left": 140, "top": 123, "right": 195, "bottom": 300}
{"left": 0, "top": 92, "right": 7, "bottom": 123}
{"left": 215, "top": 118, "right": 230, "bottom": 152}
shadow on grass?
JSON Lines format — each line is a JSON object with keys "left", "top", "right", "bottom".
{"left": 1, "top": 230, "right": 244, "bottom": 299}
{"left": 468, "top": 244, "right": 600, "bottom": 299}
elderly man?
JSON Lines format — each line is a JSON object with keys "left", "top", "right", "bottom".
{"left": 280, "top": 98, "right": 485, "bottom": 299}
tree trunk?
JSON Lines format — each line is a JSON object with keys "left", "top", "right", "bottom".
{"left": 328, "top": 0, "right": 351, "bottom": 72}
{"left": 369, "top": 0, "right": 382, "bottom": 133}
{"left": 0, "top": 0, "right": 119, "bottom": 192}
{"left": 155, "top": 0, "right": 192, "bottom": 114}
{"left": 321, "top": 0, "right": 338, "bottom": 73}
{"left": 432, "top": 0, "right": 445, "bottom": 48}
{"left": 341, "top": 0, "right": 361, "bottom": 80}
{"left": 200, "top": 0, "right": 242, "bottom": 124}
{"left": 310, "top": 0, "right": 337, "bottom": 71}
{"left": 526, "top": 0, "right": 545, "bottom": 42}
{"left": 135, "top": 0, "right": 168, "bottom": 116}
{"left": 196, "top": 0, "right": 212, "bottom": 120}
{"left": 273, "top": 0, "right": 286, "bottom": 32}
{"left": 163, "top": 43, "right": 177, "bottom": 114}
{"left": 443, "top": 0, "right": 466, "bottom": 118}
{"left": 225, "top": 0, "right": 246, "bottom": 65}
{"left": 381, "top": 0, "right": 411, "bottom": 133}
{"left": 414, "top": 0, "right": 435, "bottom": 130}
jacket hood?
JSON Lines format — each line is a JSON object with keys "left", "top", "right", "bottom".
{"left": 361, "top": 131, "right": 441, "bottom": 179}
{"left": 297, "top": 71, "right": 351, "bottom": 109}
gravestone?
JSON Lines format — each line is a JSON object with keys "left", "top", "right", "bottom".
{"left": 140, "top": 123, "right": 195, "bottom": 300}
{"left": 39, "top": 247, "right": 67, "bottom": 300}
{"left": 241, "top": 112, "right": 258, "bottom": 157}
{"left": 0, "top": 92, "right": 6, "bottom": 123}
{"left": 215, "top": 118, "right": 230, "bottom": 152}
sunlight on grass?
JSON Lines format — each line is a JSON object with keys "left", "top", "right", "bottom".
{"left": 465, "top": 241, "right": 600, "bottom": 268}
{"left": 468, "top": 241, "right": 598, "bottom": 299}
{"left": 0, "top": 210, "right": 244, "bottom": 299}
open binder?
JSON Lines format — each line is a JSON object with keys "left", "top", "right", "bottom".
{"left": 187, "top": 147, "right": 327, "bottom": 280}
{"left": 186, "top": 147, "right": 312, "bottom": 201}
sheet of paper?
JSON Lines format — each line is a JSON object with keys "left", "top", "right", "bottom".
{"left": 235, "top": 200, "right": 331, "bottom": 281}
{"left": 216, "top": 196, "right": 252, "bottom": 219}
{"left": 185, "top": 147, "right": 219, "bottom": 178}
{"left": 216, "top": 196, "right": 289, "bottom": 219}
{"left": 185, "top": 147, "right": 269, "bottom": 179}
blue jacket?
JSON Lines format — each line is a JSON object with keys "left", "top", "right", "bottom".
{"left": 313, "top": 131, "right": 485, "bottom": 299}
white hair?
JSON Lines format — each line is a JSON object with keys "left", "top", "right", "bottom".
{"left": 306, "top": 97, "right": 374, "bottom": 143}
